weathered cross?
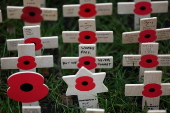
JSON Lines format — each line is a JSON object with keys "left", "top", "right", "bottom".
{"left": 7, "top": 25, "right": 58, "bottom": 55}
{"left": 123, "top": 42, "right": 170, "bottom": 82}
{"left": 122, "top": 17, "right": 170, "bottom": 44}
{"left": 0, "top": 10, "right": 2, "bottom": 22}
{"left": 61, "top": 44, "right": 113, "bottom": 72}
{"left": 125, "top": 71, "right": 170, "bottom": 110}
{"left": 85, "top": 108, "right": 104, "bottom": 113}
{"left": 148, "top": 110, "right": 167, "bottom": 113}
{"left": 62, "top": 19, "right": 113, "bottom": 44}
{"left": 63, "top": 0, "right": 112, "bottom": 19}
{"left": 118, "top": 0, "right": 168, "bottom": 29}
{"left": 62, "top": 67, "right": 108, "bottom": 111}
{"left": 7, "top": 0, "right": 58, "bottom": 26}
{"left": 1, "top": 43, "right": 53, "bottom": 112}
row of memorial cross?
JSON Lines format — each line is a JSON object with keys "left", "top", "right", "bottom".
{"left": 0, "top": 0, "right": 170, "bottom": 113}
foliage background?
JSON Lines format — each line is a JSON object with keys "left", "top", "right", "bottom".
{"left": 0, "top": 0, "right": 170, "bottom": 113}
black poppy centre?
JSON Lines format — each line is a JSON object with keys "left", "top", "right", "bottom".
{"left": 84, "top": 35, "right": 91, "bottom": 39}
{"left": 82, "top": 81, "right": 88, "bottom": 86}
{"left": 20, "top": 83, "right": 33, "bottom": 92}
{"left": 149, "top": 88, "right": 155, "bottom": 92}
{"left": 140, "top": 6, "right": 146, "bottom": 10}
{"left": 29, "top": 12, "right": 36, "bottom": 16}
{"left": 145, "top": 34, "right": 151, "bottom": 38}
{"left": 24, "top": 61, "right": 30, "bottom": 65}
{"left": 85, "top": 8, "right": 91, "bottom": 12}
{"left": 146, "top": 59, "right": 152, "bottom": 63}
{"left": 84, "top": 61, "right": 90, "bottom": 65}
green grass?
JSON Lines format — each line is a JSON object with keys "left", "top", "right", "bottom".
{"left": 0, "top": 0, "right": 170, "bottom": 113}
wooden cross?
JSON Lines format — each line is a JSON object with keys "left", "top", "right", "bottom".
{"left": 85, "top": 108, "right": 104, "bottom": 113}
{"left": 1, "top": 43, "right": 53, "bottom": 72}
{"left": 40, "top": 0, "right": 45, "bottom": 7}
{"left": 61, "top": 44, "right": 113, "bottom": 72}
{"left": 62, "top": 19, "right": 113, "bottom": 43}
{"left": 125, "top": 71, "right": 170, "bottom": 110}
{"left": 148, "top": 110, "right": 167, "bottom": 113}
{"left": 7, "top": 0, "right": 58, "bottom": 26}
{"left": 62, "top": 67, "right": 108, "bottom": 110}
{"left": 118, "top": 0, "right": 168, "bottom": 29}
{"left": 63, "top": 0, "right": 112, "bottom": 19}
{"left": 122, "top": 17, "right": 170, "bottom": 44}
{"left": 123, "top": 42, "right": 170, "bottom": 82}
{"left": 0, "top": 10, "right": 2, "bottom": 22}
{"left": 1, "top": 44, "right": 53, "bottom": 112}
{"left": 7, "top": 25, "right": 58, "bottom": 55}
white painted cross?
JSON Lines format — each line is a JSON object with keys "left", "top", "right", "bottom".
{"left": 7, "top": 25, "right": 58, "bottom": 55}
{"left": 118, "top": 0, "right": 168, "bottom": 29}
{"left": 63, "top": 0, "right": 112, "bottom": 19}
{"left": 1, "top": 43, "right": 53, "bottom": 72}
{"left": 85, "top": 108, "right": 104, "bottom": 113}
{"left": 7, "top": 0, "right": 58, "bottom": 26}
{"left": 1, "top": 44, "right": 53, "bottom": 112}
{"left": 123, "top": 42, "right": 170, "bottom": 82}
{"left": 122, "top": 17, "right": 170, "bottom": 44}
{"left": 40, "top": 0, "right": 46, "bottom": 7}
{"left": 62, "top": 19, "right": 113, "bottom": 44}
{"left": 61, "top": 44, "right": 113, "bottom": 72}
{"left": 62, "top": 67, "right": 108, "bottom": 111}
{"left": 0, "top": 10, "right": 2, "bottom": 22}
{"left": 148, "top": 110, "right": 167, "bottom": 113}
{"left": 125, "top": 71, "right": 170, "bottom": 110}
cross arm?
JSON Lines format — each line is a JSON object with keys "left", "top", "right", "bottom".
{"left": 1, "top": 57, "right": 18, "bottom": 69}
{"left": 61, "top": 57, "right": 78, "bottom": 69}
{"left": 36, "top": 55, "right": 53, "bottom": 68}
{"left": 96, "top": 57, "right": 113, "bottom": 68}
{"left": 122, "top": 31, "right": 140, "bottom": 44}
{"left": 125, "top": 84, "right": 143, "bottom": 96}
{"left": 151, "top": 1, "right": 168, "bottom": 13}
{"left": 62, "top": 31, "right": 113, "bottom": 43}
{"left": 156, "top": 28, "right": 170, "bottom": 41}
{"left": 161, "top": 83, "right": 170, "bottom": 95}
{"left": 7, "top": 6, "right": 23, "bottom": 19}
{"left": 158, "top": 55, "right": 170, "bottom": 66}
{"left": 148, "top": 110, "right": 166, "bottom": 113}
{"left": 63, "top": 3, "right": 112, "bottom": 17}
{"left": 85, "top": 108, "right": 104, "bottom": 113}
{"left": 41, "top": 8, "right": 58, "bottom": 21}
{"left": 118, "top": 2, "right": 134, "bottom": 14}
{"left": 123, "top": 55, "right": 141, "bottom": 66}
{"left": 7, "top": 39, "right": 24, "bottom": 50}
{"left": 41, "top": 36, "right": 58, "bottom": 48}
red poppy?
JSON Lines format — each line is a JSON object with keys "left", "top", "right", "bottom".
{"left": 24, "top": 38, "right": 43, "bottom": 51}
{"left": 75, "top": 76, "right": 96, "bottom": 91}
{"left": 21, "top": 6, "right": 43, "bottom": 23}
{"left": 134, "top": 2, "right": 152, "bottom": 15}
{"left": 17, "top": 56, "right": 37, "bottom": 70}
{"left": 77, "top": 56, "right": 97, "bottom": 70}
{"left": 7, "top": 72, "right": 49, "bottom": 103}
{"left": 139, "top": 54, "right": 159, "bottom": 68}
{"left": 142, "top": 83, "right": 162, "bottom": 98}
{"left": 138, "top": 30, "right": 157, "bottom": 43}
{"left": 78, "top": 31, "right": 97, "bottom": 44}
{"left": 78, "top": 4, "right": 97, "bottom": 18}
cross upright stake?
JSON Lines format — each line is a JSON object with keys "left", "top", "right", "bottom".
{"left": 125, "top": 71, "right": 170, "bottom": 110}
{"left": 7, "top": 0, "right": 58, "bottom": 26}
{"left": 123, "top": 42, "right": 170, "bottom": 82}
{"left": 7, "top": 25, "right": 58, "bottom": 55}
{"left": 118, "top": 0, "right": 168, "bottom": 29}
{"left": 148, "top": 110, "right": 167, "bottom": 113}
{"left": 61, "top": 44, "right": 113, "bottom": 72}
{"left": 62, "top": 19, "right": 113, "bottom": 44}
{"left": 1, "top": 44, "right": 53, "bottom": 112}
{"left": 62, "top": 67, "right": 108, "bottom": 111}
{"left": 63, "top": 0, "right": 112, "bottom": 19}
{"left": 85, "top": 108, "right": 104, "bottom": 113}
{"left": 122, "top": 17, "right": 170, "bottom": 44}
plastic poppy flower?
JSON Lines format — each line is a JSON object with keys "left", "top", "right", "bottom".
{"left": 75, "top": 76, "right": 96, "bottom": 91}
{"left": 7, "top": 72, "right": 49, "bottom": 103}
{"left": 24, "top": 38, "right": 43, "bottom": 50}
{"left": 77, "top": 56, "right": 97, "bottom": 70}
{"left": 138, "top": 30, "right": 157, "bottom": 43}
{"left": 78, "top": 31, "right": 97, "bottom": 44}
{"left": 78, "top": 4, "right": 97, "bottom": 18}
{"left": 142, "top": 83, "right": 162, "bottom": 98}
{"left": 139, "top": 54, "right": 159, "bottom": 68}
{"left": 21, "top": 6, "right": 43, "bottom": 23}
{"left": 134, "top": 2, "right": 152, "bottom": 15}
{"left": 17, "top": 56, "right": 37, "bottom": 70}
